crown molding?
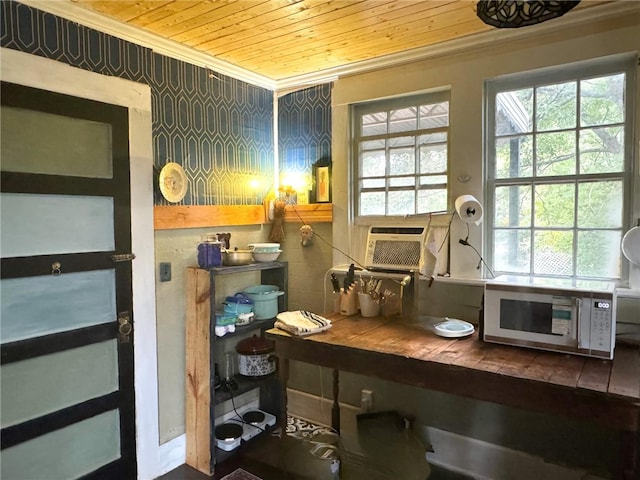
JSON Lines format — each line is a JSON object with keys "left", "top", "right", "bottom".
{"left": 19, "top": 0, "right": 639, "bottom": 94}
{"left": 19, "top": 0, "right": 277, "bottom": 90}
{"left": 275, "top": 1, "right": 640, "bottom": 91}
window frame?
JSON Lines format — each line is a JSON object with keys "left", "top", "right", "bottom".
{"left": 351, "top": 90, "right": 451, "bottom": 224}
{"left": 484, "top": 53, "right": 637, "bottom": 282}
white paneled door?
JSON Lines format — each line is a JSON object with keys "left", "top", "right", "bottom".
{"left": 1, "top": 81, "right": 136, "bottom": 479}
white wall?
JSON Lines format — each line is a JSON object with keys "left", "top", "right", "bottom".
{"left": 331, "top": 9, "right": 640, "bottom": 283}
{"left": 287, "top": 11, "right": 640, "bottom": 478}
{"left": 154, "top": 221, "right": 333, "bottom": 443}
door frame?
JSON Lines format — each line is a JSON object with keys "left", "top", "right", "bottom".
{"left": 0, "top": 48, "right": 164, "bottom": 479}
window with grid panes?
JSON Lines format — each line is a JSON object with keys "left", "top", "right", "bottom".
{"left": 485, "top": 55, "right": 636, "bottom": 281}
{"left": 353, "top": 92, "right": 450, "bottom": 218}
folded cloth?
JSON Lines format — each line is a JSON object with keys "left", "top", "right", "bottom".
{"left": 275, "top": 310, "right": 332, "bottom": 336}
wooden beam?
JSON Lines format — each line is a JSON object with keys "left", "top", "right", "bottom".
{"left": 283, "top": 203, "right": 333, "bottom": 223}
{"left": 154, "top": 203, "right": 333, "bottom": 230}
{"left": 154, "top": 205, "right": 266, "bottom": 230}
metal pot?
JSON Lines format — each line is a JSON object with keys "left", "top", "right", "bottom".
{"left": 242, "top": 285, "right": 284, "bottom": 319}
{"left": 222, "top": 248, "right": 254, "bottom": 266}
{"left": 235, "top": 335, "right": 277, "bottom": 377}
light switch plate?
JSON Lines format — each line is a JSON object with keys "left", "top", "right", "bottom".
{"left": 159, "top": 262, "right": 171, "bottom": 282}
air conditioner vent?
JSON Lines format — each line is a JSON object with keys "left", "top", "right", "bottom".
{"left": 365, "top": 226, "right": 427, "bottom": 272}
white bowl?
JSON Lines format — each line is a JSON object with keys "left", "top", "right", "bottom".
{"left": 252, "top": 250, "right": 282, "bottom": 262}
{"left": 249, "top": 243, "right": 280, "bottom": 253}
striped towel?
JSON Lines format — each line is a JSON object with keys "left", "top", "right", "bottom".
{"left": 275, "top": 310, "right": 332, "bottom": 336}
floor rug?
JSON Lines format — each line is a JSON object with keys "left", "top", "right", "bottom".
{"left": 286, "top": 414, "right": 333, "bottom": 439}
{"left": 220, "top": 468, "right": 262, "bottom": 480}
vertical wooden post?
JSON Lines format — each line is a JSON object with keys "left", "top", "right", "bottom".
{"left": 185, "top": 267, "right": 214, "bottom": 475}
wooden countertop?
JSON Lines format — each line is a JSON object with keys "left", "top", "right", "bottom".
{"left": 267, "top": 313, "right": 640, "bottom": 431}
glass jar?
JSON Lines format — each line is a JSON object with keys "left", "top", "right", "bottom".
{"left": 197, "top": 235, "right": 222, "bottom": 268}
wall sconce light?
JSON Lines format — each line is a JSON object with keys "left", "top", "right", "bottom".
{"left": 280, "top": 173, "right": 311, "bottom": 204}
{"left": 476, "top": 0, "right": 580, "bottom": 28}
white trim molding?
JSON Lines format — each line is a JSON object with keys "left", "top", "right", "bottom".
{"left": 1, "top": 47, "right": 162, "bottom": 480}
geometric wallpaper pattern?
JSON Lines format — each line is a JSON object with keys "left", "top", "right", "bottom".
{"left": 1, "top": 0, "right": 284, "bottom": 206}
{"left": 278, "top": 83, "right": 332, "bottom": 180}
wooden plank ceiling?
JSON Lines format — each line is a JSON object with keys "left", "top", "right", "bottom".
{"left": 71, "top": 0, "right": 608, "bottom": 81}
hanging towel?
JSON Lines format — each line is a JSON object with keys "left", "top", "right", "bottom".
{"left": 275, "top": 310, "right": 332, "bottom": 336}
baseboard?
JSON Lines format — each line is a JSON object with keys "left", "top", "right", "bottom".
{"left": 286, "top": 387, "right": 359, "bottom": 427}
{"left": 287, "top": 388, "right": 607, "bottom": 480}
{"left": 155, "top": 434, "right": 186, "bottom": 478}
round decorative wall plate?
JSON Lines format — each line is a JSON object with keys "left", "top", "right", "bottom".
{"left": 159, "top": 162, "right": 187, "bottom": 203}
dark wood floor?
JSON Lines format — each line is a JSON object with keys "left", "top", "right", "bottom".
{"left": 159, "top": 434, "right": 472, "bottom": 480}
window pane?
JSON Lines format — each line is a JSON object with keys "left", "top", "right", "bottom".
{"left": 1, "top": 106, "right": 113, "bottom": 179}
{"left": 533, "top": 230, "right": 573, "bottom": 275}
{"left": 362, "top": 178, "right": 385, "bottom": 188}
{"left": 419, "top": 133, "right": 447, "bottom": 144}
{"left": 419, "top": 175, "right": 447, "bottom": 186}
{"left": 1, "top": 193, "right": 114, "bottom": 257}
{"left": 362, "top": 150, "right": 385, "bottom": 177}
{"left": 360, "top": 192, "right": 385, "bottom": 215}
{"left": 495, "top": 135, "right": 532, "bottom": 178}
{"left": 361, "top": 139, "right": 385, "bottom": 150}
{"left": 420, "top": 144, "right": 447, "bottom": 173}
{"left": 577, "top": 230, "right": 621, "bottom": 278}
{"left": 355, "top": 92, "right": 449, "bottom": 218}
{"left": 496, "top": 89, "right": 532, "bottom": 136}
{"left": 581, "top": 74, "right": 624, "bottom": 127}
{"left": 390, "top": 107, "right": 417, "bottom": 133}
{"left": 488, "top": 58, "right": 631, "bottom": 281}
{"left": 495, "top": 185, "right": 531, "bottom": 227}
{"left": 579, "top": 126, "right": 624, "bottom": 174}
{"left": 419, "top": 102, "right": 449, "bottom": 129}
{"left": 494, "top": 229, "right": 531, "bottom": 273}
{"left": 388, "top": 136, "right": 413, "bottom": 148}
{"left": 534, "top": 184, "right": 574, "bottom": 227}
{"left": 390, "top": 177, "right": 414, "bottom": 187}
{"left": 536, "top": 131, "right": 576, "bottom": 176}
{"left": 577, "top": 180, "right": 623, "bottom": 228}
{"left": 389, "top": 148, "right": 414, "bottom": 175}
{"left": 388, "top": 191, "right": 414, "bottom": 215}
{"left": 1, "top": 270, "right": 115, "bottom": 343}
{"left": 418, "top": 189, "right": 447, "bottom": 213}
{"left": 1, "top": 341, "right": 117, "bottom": 427}
{"left": 362, "top": 112, "right": 387, "bottom": 136}
{"left": 536, "top": 82, "right": 576, "bottom": 131}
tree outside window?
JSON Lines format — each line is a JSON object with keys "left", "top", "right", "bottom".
{"left": 486, "top": 55, "right": 635, "bottom": 281}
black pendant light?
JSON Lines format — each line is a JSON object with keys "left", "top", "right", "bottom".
{"left": 476, "top": 1, "right": 581, "bottom": 28}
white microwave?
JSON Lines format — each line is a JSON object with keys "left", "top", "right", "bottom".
{"left": 484, "top": 275, "right": 617, "bottom": 359}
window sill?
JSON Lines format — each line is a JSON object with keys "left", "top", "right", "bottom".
{"left": 430, "top": 276, "right": 487, "bottom": 287}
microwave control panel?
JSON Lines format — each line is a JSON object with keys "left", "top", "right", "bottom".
{"left": 588, "top": 298, "right": 614, "bottom": 352}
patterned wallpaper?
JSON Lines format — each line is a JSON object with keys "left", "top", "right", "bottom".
{"left": 1, "top": 0, "right": 278, "bottom": 206}
{"left": 278, "top": 84, "right": 332, "bottom": 181}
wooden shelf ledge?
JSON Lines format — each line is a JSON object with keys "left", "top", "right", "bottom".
{"left": 154, "top": 203, "right": 333, "bottom": 230}
{"left": 283, "top": 203, "right": 332, "bottom": 223}
{"left": 154, "top": 205, "right": 266, "bottom": 230}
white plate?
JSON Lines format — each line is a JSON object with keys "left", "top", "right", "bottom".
{"left": 159, "top": 162, "right": 188, "bottom": 203}
{"left": 433, "top": 318, "right": 475, "bottom": 338}
{"left": 621, "top": 226, "right": 640, "bottom": 266}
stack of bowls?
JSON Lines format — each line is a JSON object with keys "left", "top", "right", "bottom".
{"left": 249, "top": 243, "right": 282, "bottom": 262}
